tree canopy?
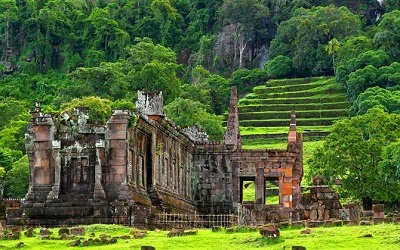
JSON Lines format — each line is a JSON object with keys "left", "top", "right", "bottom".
{"left": 309, "top": 108, "right": 400, "bottom": 205}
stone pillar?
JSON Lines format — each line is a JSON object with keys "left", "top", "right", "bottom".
{"left": 373, "top": 204, "right": 384, "bottom": 223}
{"left": 224, "top": 86, "right": 241, "bottom": 151}
{"left": 94, "top": 140, "right": 106, "bottom": 200}
{"left": 255, "top": 168, "right": 265, "bottom": 211}
{"left": 25, "top": 113, "right": 55, "bottom": 202}
{"left": 107, "top": 110, "right": 131, "bottom": 201}
{"left": 47, "top": 140, "right": 61, "bottom": 200}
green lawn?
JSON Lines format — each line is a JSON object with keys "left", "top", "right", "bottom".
{"left": 1, "top": 224, "right": 400, "bottom": 249}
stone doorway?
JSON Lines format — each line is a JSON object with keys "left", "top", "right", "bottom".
{"left": 265, "top": 177, "right": 280, "bottom": 205}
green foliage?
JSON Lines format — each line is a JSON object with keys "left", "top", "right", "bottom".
{"left": 181, "top": 65, "right": 230, "bottom": 114}
{"left": 309, "top": 107, "right": 400, "bottom": 202}
{"left": 164, "top": 98, "right": 224, "bottom": 141}
{"left": 350, "top": 87, "right": 400, "bottom": 115}
{"left": 5, "top": 155, "right": 29, "bottom": 198}
{"left": 111, "top": 99, "right": 135, "bottom": 111}
{"left": 336, "top": 50, "right": 389, "bottom": 84}
{"left": 265, "top": 55, "right": 293, "bottom": 78}
{"left": 70, "top": 62, "right": 129, "bottom": 100}
{"left": 151, "top": 0, "right": 178, "bottom": 46}
{"left": 374, "top": 10, "right": 400, "bottom": 62}
{"left": 61, "top": 96, "right": 113, "bottom": 124}
{"left": 0, "top": 112, "right": 29, "bottom": 153}
{"left": 336, "top": 36, "right": 374, "bottom": 66}
{"left": 269, "top": 5, "right": 362, "bottom": 76}
{"left": 230, "top": 68, "right": 269, "bottom": 95}
{"left": 379, "top": 142, "right": 400, "bottom": 201}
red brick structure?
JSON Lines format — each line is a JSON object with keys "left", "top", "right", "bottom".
{"left": 13, "top": 87, "right": 303, "bottom": 227}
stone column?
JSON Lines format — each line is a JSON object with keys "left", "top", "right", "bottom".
{"left": 25, "top": 115, "right": 55, "bottom": 202}
{"left": 255, "top": 168, "right": 265, "bottom": 211}
{"left": 47, "top": 140, "right": 61, "bottom": 200}
{"left": 93, "top": 140, "right": 106, "bottom": 200}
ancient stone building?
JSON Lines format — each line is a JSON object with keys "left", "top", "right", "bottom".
{"left": 17, "top": 87, "right": 303, "bottom": 227}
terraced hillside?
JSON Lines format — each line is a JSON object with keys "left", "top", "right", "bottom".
{"left": 238, "top": 77, "right": 349, "bottom": 140}
{"left": 239, "top": 77, "right": 348, "bottom": 130}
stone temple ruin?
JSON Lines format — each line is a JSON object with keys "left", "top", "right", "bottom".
{"left": 8, "top": 87, "right": 305, "bottom": 227}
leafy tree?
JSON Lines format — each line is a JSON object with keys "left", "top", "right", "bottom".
{"left": 379, "top": 142, "right": 400, "bottom": 201}
{"left": 336, "top": 36, "right": 374, "bottom": 67}
{"left": 336, "top": 49, "right": 389, "bottom": 84}
{"left": 133, "top": 61, "right": 181, "bottom": 103}
{"left": 61, "top": 96, "right": 113, "bottom": 124}
{"left": 164, "top": 97, "right": 224, "bottom": 141}
{"left": 151, "top": 0, "right": 178, "bottom": 46}
{"left": 374, "top": 10, "right": 400, "bottom": 62}
{"left": 309, "top": 107, "right": 400, "bottom": 208}
{"left": 5, "top": 155, "right": 29, "bottom": 198}
{"left": 265, "top": 55, "right": 293, "bottom": 78}
{"left": 111, "top": 99, "right": 135, "bottom": 111}
{"left": 346, "top": 65, "right": 379, "bottom": 102}
{"left": 350, "top": 87, "right": 400, "bottom": 116}
{"left": 0, "top": 112, "right": 29, "bottom": 153}
{"left": 269, "top": 5, "right": 361, "bottom": 76}
{"left": 70, "top": 62, "right": 129, "bottom": 100}
{"left": 181, "top": 65, "right": 230, "bottom": 114}
{"left": 86, "top": 6, "right": 130, "bottom": 61}
{"left": 230, "top": 68, "right": 269, "bottom": 95}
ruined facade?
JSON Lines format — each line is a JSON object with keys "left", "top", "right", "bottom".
{"left": 18, "top": 87, "right": 303, "bottom": 227}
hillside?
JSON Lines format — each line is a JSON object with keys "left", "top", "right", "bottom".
{"left": 238, "top": 77, "right": 349, "bottom": 142}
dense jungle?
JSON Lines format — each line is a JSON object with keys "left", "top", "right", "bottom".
{"left": 0, "top": 0, "right": 399, "bottom": 209}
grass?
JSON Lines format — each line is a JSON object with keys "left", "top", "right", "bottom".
{"left": 1, "top": 224, "right": 400, "bottom": 249}
{"left": 240, "top": 126, "right": 331, "bottom": 135}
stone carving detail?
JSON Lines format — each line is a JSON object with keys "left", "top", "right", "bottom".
{"left": 182, "top": 125, "right": 209, "bottom": 143}
{"left": 135, "top": 91, "right": 164, "bottom": 116}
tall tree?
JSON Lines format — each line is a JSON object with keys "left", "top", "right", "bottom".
{"left": 151, "top": 0, "right": 178, "bottom": 46}
{"left": 325, "top": 38, "right": 340, "bottom": 75}
{"left": 309, "top": 107, "right": 400, "bottom": 208}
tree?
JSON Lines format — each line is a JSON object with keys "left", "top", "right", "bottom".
{"left": 60, "top": 96, "right": 113, "bottom": 124}
{"left": 265, "top": 55, "right": 293, "bottom": 78}
{"left": 346, "top": 65, "right": 379, "bottom": 102}
{"left": 5, "top": 155, "right": 29, "bottom": 198}
{"left": 230, "top": 68, "right": 269, "bottom": 95}
{"left": 70, "top": 62, "right": 129, "bottom": 100}
{"left": 325, "top": 38, "right": 340, "bottom": 75}
{"left": 336, "top": 36, "right": 374, "bottom": 67}
{"left": 336, "top": 49, "right": 389, "bottom": 84}
{"left": 309, "top": 107, "right": 400, "bottom": 208}
{"left": 164, "top": 98, "right": 224, "bottom": 141}
{"left": 374, "top": 10, "right": 400, "bottom": 62}
{"left": 181, "top": 65, "right": 230, "bottom": 115}
{"left": 350, "top": 87, "right": 400, "bottom": 116}
{"left": 269, "top": 5, "right": 361, "bottom": 76}
{"left": 151, "top": 0, "right": 178, "bottom": 46}
{"left": 379, "top": 142, "right": 400, "bottom": 202}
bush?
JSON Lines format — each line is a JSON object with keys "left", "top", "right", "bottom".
{"left": 265, "top": 55, "right": 293, "bottom": 78}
